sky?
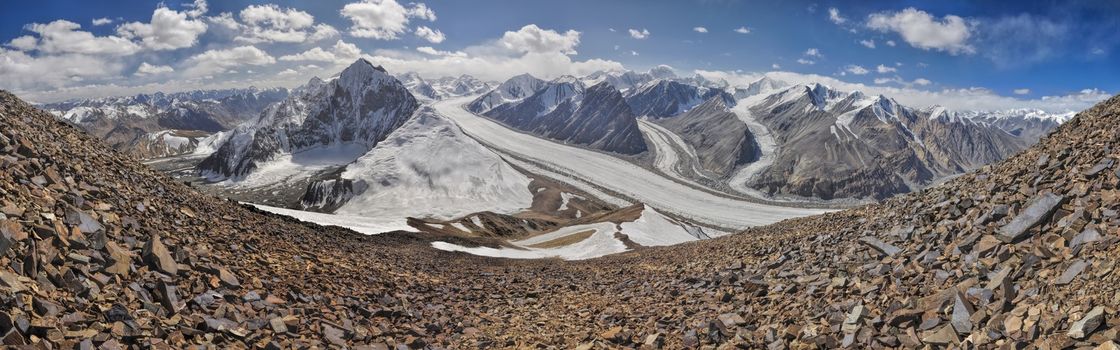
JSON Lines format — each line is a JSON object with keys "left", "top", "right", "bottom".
{"left": 1, "top": 0, "right": 1117, "bottom": 112}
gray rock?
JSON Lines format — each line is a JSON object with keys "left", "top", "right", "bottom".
{"left": 997, "top": 193, "right": 1064, "bottom": 242}
{"left": 1067, "top": 306, "right": 1105, "bottom": 339}
{"left": 950, "top": 292, "right": 974, "bottom": 334}
{"left": 1056, "top": 260, "right": 1088, "bottom": 285}
{"left": 1070, "top": 228, "right": 1101, "bottom": 250}
{"left": 859, "top": 236, "right": 901, "bottom": 257}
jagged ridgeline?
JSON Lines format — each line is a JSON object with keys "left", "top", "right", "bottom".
{"left": 2, "top": 81, "right": 1119, "bottom": 347}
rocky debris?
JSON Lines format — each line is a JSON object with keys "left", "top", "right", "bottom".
{"left": 2, "top": 88, "right": 1120, "bottom": 348}
{"left": 1069, "top": 306, "right": 1107, "bottom": 339}
{"left": 996, "top": 192, "right": 1065, "bottom": 242}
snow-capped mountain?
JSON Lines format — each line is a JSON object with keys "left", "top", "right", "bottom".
{"left": 732, "top": 76, "right": 787, "bottom": 99}
{"left": 396, "top": 72, "right": 494, "bottom": 101}
{"left": 928, "top": 107, "right": 1073, "bottom": 143}
{"left": 473, "top": 77, "right": 647, "bottom": 155}
{"left": 300, "top": 107, "right": 533, "bottom": 218}
{"left": 467, "top": 73, "right": 546, "bottom": 113}
{"left": 624, "top": 79, "right": 736, "bottom": 118}
{"left": 198, "top": 59, "right": 419, "bottom": 179}
{"left": 736, "top": 82, "right": 1030, "bottom": 199}
{"left": 41, "top": 87, "right": 289, "bottom": 158}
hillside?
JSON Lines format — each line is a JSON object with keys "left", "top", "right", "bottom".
{"left": 1, "top": 88, "right": 1118, "bottom": 348}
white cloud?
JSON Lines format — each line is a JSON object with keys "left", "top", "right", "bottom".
{"left": 693, "top": 27, "right": 708, "bottom": 33}
{"left": 804, "top": 48, "right": 821, "bottom": 57}
{"left": 416, "top": 46, "right": 465, "bottom": 57}
{"left": 860, "top": 39, "right": 875, "bottom": 48}
{"left": 734, "top": 26, "right": 751, "bottom": 34}
{"left": 92, "top": 18, "right": 114, "bottom": 26}
{"left": 6, "top": 36, "right": 37, "bottom": 51}
{"left": 876, "top": 64, "right": 897, "bottom": 73}
{"left": 18, "top": 20, "right": 140, "bottom": 55}
{"left": 309, "top": 24, "right": 340, "bottom": 41}
{"left": 279, "top": 40, "right": 362, "bottom": 64}
{"left": 843, "top": 65, "right": 869, "bottom": 75}
{"left": 886, "top": 40, "right": 897, "bottom": 47}
{"left": 116, "top": 3, "right": 208, "bottom": 50}
{"left": 415, "top": 26, "right": 445, "bottom": 43}
{"left": 828, "top": 8, "right": 847, "bottom": 25}
{"left": 796, "top": 58, "right": 815, "bottom": 65}
{"left": 494, "top": 24, "right": 581, "bottom": 55}
{"left": 0, "top": 48, "right": 124, "bottom": 93}
{"left": 628, "top": 28, "right": 650, "bottom": 39}
{"left": 184, "top": 45, "right": 275, "bottom": 76}
{"left": 694, "top": 69, "right": 1108, "bottom": 113}
{"left": 630, "top": 50, "right": 639, "bottom": 56}
{"left": 134, "top": 62, "right": 174, "bottom": 76}
{"left": 867, "top": 7, "right": 974, "bottom": 55}
{"left": 771, "top": 63, "right": 781, "bottom": 69}
{"left": 235, "top": 4, "right": 316, "bottom": 43}
{"left": 341, "top": 0, "right": 436, "bottom": 40}
{"left": 1013, "top": 88, "right": 1031, "bottom": 95}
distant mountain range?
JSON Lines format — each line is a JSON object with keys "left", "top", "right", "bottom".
{"left": 44, "top": 60, "right": 1074, "bottom": 203}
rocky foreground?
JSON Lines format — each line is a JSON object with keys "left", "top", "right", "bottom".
{"left": 1, "top": 88, "right": 1119, "bottom": 349}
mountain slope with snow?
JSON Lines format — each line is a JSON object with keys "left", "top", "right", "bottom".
{"left": 300, "top": 107, "right": 533, "bottom": 222}
{"left": 198, "top": 59, "right": 419, "bottom": 179}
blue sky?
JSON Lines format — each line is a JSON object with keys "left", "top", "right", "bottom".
{"left": 1, "top": 0, "right": 1117, "bottom": 111}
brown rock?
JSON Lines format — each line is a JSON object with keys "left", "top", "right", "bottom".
{"left": 142, "top": 234, "right": 178, "bottom": 276}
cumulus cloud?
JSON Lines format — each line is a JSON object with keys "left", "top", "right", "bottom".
{"left": 628, "top": 28, "right": 650, "bottom": 39}
{"left": 414, "top": 26, "right": 445, "bottom": 43}
{"left": 279, "top": 40, "right": 362, "bottom": 64}
{"left": 693, "top": 27, "right": 708, "bottom": 33}
{"left": 867, "top": 8, "right": 974, "bottom": 55}
{"left": 415, "top": 46, "right": 465, "bottom": 57}
{"left": 492, "top": 24, "right": 581, "bottom": 55}
{"left": 771, "top": 63, "right": 781, "bottom": 69}
{"left": 0, "top": 48, "right": 127, "bottom": 95}
{"left": 341, "top": 0, "right": 437, "bottom": 40}
{"left": 17, "top": 20, "right": 140, "bottom": 55}
{"left": 734, "top": 26, "right": 751, "bottom": 34}
{"left": 1014, "top": 88, "right": 1031, "bottom": 95}
{"left": 92, "top": 18, "right": 113, "bottom": 26}
{"left": 828, "top": 8, "right": 847, "bottom": 25}
{"left": 796, "top": 58, "right": 815, "bottom": 65}
{"left": 843, "top": 65, "right": 869, "bottom": 75}
{"left": 876, "top": 64, "right": 897, "bottom": 73}
{"left": 804, "top": 48, "right": 821, "bottom": 57}
{"left": 184, "top": 45, "right": 275, "bottom": 77}
{"left": 235, "top": 4, "right": 316, "bottom": 43}
{"left": 860, "top": 39, "right": 875, "bottom": 48}
{"left": 134, "top": 62, "right": 174, "bottom": 76}
{"left": 886, "top": 40, "right": 897, "bottom": 47}
{"left": 116, "top": 1, "right": 208, "bottom": 50}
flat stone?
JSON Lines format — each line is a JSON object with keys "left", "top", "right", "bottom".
{"left": 718, "top": 313, "right": 745, "bottom": 327}
{"left": 142, "top": 234, "right": 177, "bottom": 276}
{"left": 1056, "top": 260, "right": 1089, "bottom": 285}
{"left": 921, "top": 324, "right": 959, "bottom": 345}
{"left": 950, "top": 292, "right": 974, "bottom": 334}
{"left": 1068, "top": 306, "right": 1105, "bottom": 339}
{"left": 997, "top": 193, "right": 1064, "bottom": 242}
{"left": 859, "top": 236, "right": 901, "bottom": 257}
{"left": 1071, "top": 228, "right": 1102, "bottom": 250}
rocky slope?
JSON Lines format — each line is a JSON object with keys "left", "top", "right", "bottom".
{"left": 42, "top": 88, "right": 288, "bottom": 159}
{"left": 477, "top": 78, "right": 648, "bottom": 155}
{"left": 743, "top": 83, "right": 1030, "bottom": 200}
{"left": 657, "top": 97, "right": 761, "bottom": 176}
{"left": 197, "top": 59, "right": 419, "bottom": 179}
{"left": 1, "top": 85, "right": 1119, "bottom": 348}
{"left": 624, "top": 79, "right": 735, "bottom": 118}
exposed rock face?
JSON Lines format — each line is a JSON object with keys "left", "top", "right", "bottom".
{"left": 624, "top": 79, "right": 735, "bottom": 118}
{"left": 1, "top": 85, "right": 1120, "bottom": 349}
{"left": 657, "top": 97, "right": 760, "bottom": 176}
{"left": 479, "top": 79, "right": 647, "bottom": 155}
{"left": 197, "top": 59, "right": 420, "bottom": 178}
{"left": 745, "top": 84, "right": 1031, "bottom": 200}
{"left": 41, "top": 87, "right": 288, "bottom": 158}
